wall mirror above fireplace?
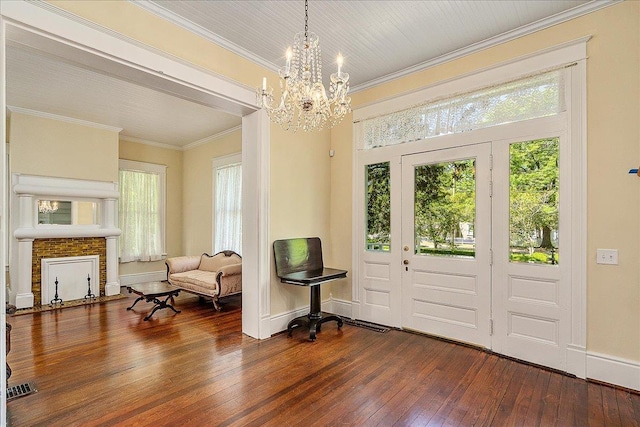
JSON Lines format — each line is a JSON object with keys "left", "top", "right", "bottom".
{"left": 37, "top": 200, "right": 99, "bottom": 226}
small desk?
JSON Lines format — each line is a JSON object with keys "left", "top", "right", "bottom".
{"left": 126, "top": 282, "right": 181, "bottom": 321}
{"left": 274, "top": 238, "right": 347, "bottom": 341}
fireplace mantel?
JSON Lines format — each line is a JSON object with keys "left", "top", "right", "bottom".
{"left": 11, "top": 174, "right": 121, "bottom": 308}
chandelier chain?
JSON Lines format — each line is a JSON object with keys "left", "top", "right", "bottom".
{"left": 304, "top": 0, "right": 308, "bottom": 41}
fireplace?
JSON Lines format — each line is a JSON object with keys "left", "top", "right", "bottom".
{"left": 11, "top": 174, "right": 121, "bottom": 309}
{"left": 39, "top": 251, "right": 102, "bottom": 306}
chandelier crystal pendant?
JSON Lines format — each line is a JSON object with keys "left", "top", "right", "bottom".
{"left": 256, "top": 0, "right": 351, "bottom": 132}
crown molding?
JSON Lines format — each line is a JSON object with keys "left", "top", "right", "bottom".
{"left": 130, "top": 0, "right": 278, "bottom": 75}
{"left": 26, "top": 0, "right": 254, "bottom": 93}
{"left": 120, "top": 125, "right": 242, "bottom": 152}
{"left": 7, "top": 106, "right": 123, "bottom": 133}
{"left": 32, "top": 0, "right": 618, "bottom": 97}
{"left": 351, "top": 0, "right": 621, "bottom": 92}
{"left": 119, "top": 135, "right": 183, "bottom": 151}
{"left": 183, "top": 125, "right": 242, "bottom": 151}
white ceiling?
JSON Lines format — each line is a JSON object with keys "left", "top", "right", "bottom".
{"left": 5, "top": 0, "right": 615, "bottom": 148}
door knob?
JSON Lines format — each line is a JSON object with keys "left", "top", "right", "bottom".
{"left": 403, "top": 259, "right": 409, "bottom": 265}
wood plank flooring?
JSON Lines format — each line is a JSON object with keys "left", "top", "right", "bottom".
{"left": 6, "top": 290, "right": 640, "bottom": 426}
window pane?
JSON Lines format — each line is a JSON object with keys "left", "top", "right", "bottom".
{"left": 119, "top": 169, "right": 163, "bottom": 262}
{"left": 366, "top": 162, "right": 390, "bottom": 252}
{"left": 414, "top": 159, "right": 476, "bottom": 258}
{"left": 361, "top": 69, "right": 564, "bottom": 149}
{"left": 509, "top": 138, "right": 559, "bottom": 265}
{"left": 214, "top": 162, "right": 242, "bottom": 255}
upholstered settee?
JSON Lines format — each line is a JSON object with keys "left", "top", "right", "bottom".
{"left": 165, "top": 250, "right": 242, "bottom": 311}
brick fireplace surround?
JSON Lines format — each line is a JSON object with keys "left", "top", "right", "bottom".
{"left": 11, "top": 174, "right": 121, "bottom": 309}
{"left": 32, "top": 238, "right": 107, "bottom": 307}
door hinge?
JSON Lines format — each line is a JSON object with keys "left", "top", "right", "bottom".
{"left": 489, "top": 319, "right": 494, "bottom": 336}
{"left": 489, "top": 180, "right": 493, "bottom": 197}
{"left": 489, "top": 249, "right": 493, "bottom": 265}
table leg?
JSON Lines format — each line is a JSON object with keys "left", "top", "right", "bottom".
{"left": 127, "top": 296, "right": 144, "bottom": 311}
{"left": 143, "top": 293, "right": 181, "bottom": 321}
{"left": 286, "top": 285, "right": 343, "bottom": 341}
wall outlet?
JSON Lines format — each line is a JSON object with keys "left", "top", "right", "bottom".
{"left": 596, "top": 249, "right": 618, "bottom": 265}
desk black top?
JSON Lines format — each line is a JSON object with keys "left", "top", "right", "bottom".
{"left": 273, "top": 237, "right": 348, "bottom": 286}
{"left": 279, "top": 267, "right": 347, "bottom": 286}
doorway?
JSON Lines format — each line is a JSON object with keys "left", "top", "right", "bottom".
{"left": 357, "top": 126, "right": 569, "bottom": 371}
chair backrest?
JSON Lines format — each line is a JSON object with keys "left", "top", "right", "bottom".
{"left": 273, "top": 237, "right": 323, "bottom": 277}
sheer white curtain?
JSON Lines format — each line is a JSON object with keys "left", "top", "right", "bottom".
{"left": 214, "top": 162, "right": 242, "bottom": 254}
{"left": 119, "top": 169, "right": 163, "bottom": 262}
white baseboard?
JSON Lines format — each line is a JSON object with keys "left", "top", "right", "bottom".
{"left": 329, "top": 297, "right": 353, "bottom": 318}
{"left": 119, "top": 271, "right": 166, "bottom": 286}
{"left": 270, "top": 305, "right": 311, "bottom": 335}
{"left": 587, "top": 351, "right": 640, "bottom": 391}
{"left": 269, "top": 298, "right": 342, "bottom": 335}
{"left": 566, "top": 344, "right": 587, "bottom": 379}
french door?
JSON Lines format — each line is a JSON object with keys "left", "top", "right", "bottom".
{"left": 357, "top": 131, "right": 569, "bottom": 371}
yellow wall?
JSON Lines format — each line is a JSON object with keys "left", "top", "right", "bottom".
{"left": 9, "top": 112, "right": 118, "bottom": 182}
{"left": 270, "top": 126, "right": 332, "bottom": 314}
{"left": 182, "top": 131, "right": 242, "bottom": 256}
{"left": 330, "top": 2, "right": 640, "bottom": 362}
{"left": 44, "top": 1, "right": 640, "bottom": 364}
{"left": 119, "top": 139, "right": 183, "bottom": 275}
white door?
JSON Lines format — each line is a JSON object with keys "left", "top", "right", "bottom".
{"left": 491, "top": 135, "right": 569, "bottom": 371}
{"left": 401, "top": 144, "right": 492, "bottom": 348}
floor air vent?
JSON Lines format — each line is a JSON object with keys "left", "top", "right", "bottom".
{"left": 7, "top": 382, "right": 37, "bottom": 401}
{"left": 343, "top": 318, "right": 391, "bottom": 333}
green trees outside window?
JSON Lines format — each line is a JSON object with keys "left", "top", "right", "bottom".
{"left": 414, "top": 159, "right": 476, "bottom": 257}
{"left": 366, "top": 162, "right": 391, "bottom": 251}
{"left": 509, "top": 138, "right": 559, "bottom": 264}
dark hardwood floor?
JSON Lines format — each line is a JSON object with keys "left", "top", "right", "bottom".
{"left": 6, "top": 290, "right": 640, "bottom": 426}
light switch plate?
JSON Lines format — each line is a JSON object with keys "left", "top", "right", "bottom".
{"left": 596, "top": 249, "right": 618, "bottom": 265}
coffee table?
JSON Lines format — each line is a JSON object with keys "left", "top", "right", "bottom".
{"left": 126, "top": 282, "right": 181, "bottom": 321}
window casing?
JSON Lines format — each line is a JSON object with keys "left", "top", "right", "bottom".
{"left": 118, "top": 159, "right": 166, "bottom": 262}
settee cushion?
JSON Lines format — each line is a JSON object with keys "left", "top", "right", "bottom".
{"left": 199, "top": 252, "right": 242, "bottom": 272}
{"left": 170, "top": 270, "right": 218, "bottom": 294}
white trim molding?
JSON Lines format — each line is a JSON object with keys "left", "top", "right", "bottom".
{"left": 119, "top": 270, "right": 167, "bottom": 287}
{"left": 270, "top": 298, "right": 340, "bottom": 335}
{"left": 11, "top": 174, "right": 122, "bottom": 307}
{"left": 7, "top": 106, "right": 122, "bottom": 133}
{"left": 587, "top": 352, "right": 640, "bottom": 392}
{"left": 352, "top": 38, "right": 589, "bottom": 377}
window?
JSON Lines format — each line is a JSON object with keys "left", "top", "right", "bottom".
{"left": 366, "top": 162, "right": 391, "bottom": 252}
{"left": 213, "top": 154, "right": 242, "bottom": 255}
{"left": 119, "top": 159, "right": 166, "bottom": 262}
{"left": 361, "top": 69, "right": 564, "bottom": 150}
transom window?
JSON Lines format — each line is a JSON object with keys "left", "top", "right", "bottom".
{"left": 361, "top": 69, "right": 564, "bottom": 150}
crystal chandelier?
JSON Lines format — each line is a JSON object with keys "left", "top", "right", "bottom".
{"left": 257, "top": 0, "right": 351, "bottom": 132}
{"left": 38, "top": 200, "right": 59, "bottom": 214}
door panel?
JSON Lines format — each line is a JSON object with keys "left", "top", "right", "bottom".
{"left": 357, "top": 158, "right": 402, "bottom": 327}
{"left": 401, "top": 144, "right": 492, "bottom": 348}
{"left": 492, "top": 136, "right": 568, "bottom": 370}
